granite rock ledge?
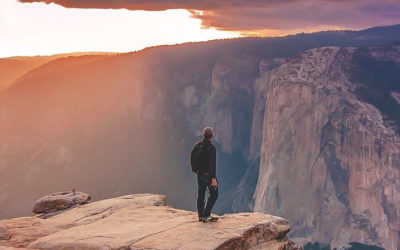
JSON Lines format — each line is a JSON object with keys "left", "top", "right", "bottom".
{"left": 0, "top": 193, "right": 300, "bottom": 250}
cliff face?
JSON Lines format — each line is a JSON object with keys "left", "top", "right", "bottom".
{"left": 252, "top": 46, "right": 400, "bottom": 249}
{"left": 0, "top": 194, "right": 297, "bottom": 250}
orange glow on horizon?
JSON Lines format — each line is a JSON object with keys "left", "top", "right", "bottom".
{"left": 239, "top": 26, "right": 347, "bottom": 38}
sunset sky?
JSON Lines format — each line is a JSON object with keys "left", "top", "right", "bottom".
{"left": 2, "top": 0, "right": 400, "bottom": 58}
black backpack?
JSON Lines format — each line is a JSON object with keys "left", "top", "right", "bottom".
{"left": 190, "top": 141, "right": 210, "bottom": 174}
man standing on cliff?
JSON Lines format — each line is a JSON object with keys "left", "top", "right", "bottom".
{"left": 190, "top": 127, "right": 219, "bottom": 222}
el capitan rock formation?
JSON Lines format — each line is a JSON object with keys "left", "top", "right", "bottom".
{"left": 251, "top": 46, "right": 400, "bottom": 249}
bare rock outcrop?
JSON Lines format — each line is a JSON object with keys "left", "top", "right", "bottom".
{"left": 0, "top": 194, "right": 299, "bottom": 250}
{"left": 32, "top": 190, "right": 91, "bottom": 214}
{"left": 252, "top": 46, "right": 400, "bottom": 249}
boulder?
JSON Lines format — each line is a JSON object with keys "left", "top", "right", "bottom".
{"left": 0, "top": 194, "right": 299, "bottom": 249}
{"left": 32, "top": 190, "right": 90, "bottom": 214}
{"left": 0, "top": 226, "right": 10, "bottom": 240}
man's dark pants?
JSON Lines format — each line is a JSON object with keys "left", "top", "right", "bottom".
{"left": 197, "top": 174, "right": 218, "bottom": 218}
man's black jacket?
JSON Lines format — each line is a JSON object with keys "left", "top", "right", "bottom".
{"left": 192, "top": 138, "right": 216, "bottom": 178}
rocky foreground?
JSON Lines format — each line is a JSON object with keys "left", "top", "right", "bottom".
{"left": 0, "top": 193, "right": 299, "bottom": 249}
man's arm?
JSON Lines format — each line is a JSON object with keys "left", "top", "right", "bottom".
{"left": 190, "top": 142, "right": 200, "bottom": 170}
{"left": 210, "top": 145, "right": 216, "bottom": 179}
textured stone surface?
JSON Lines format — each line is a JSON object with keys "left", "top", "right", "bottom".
{"left": 252, "top": 47, "right": 400, "bottom": 249}
{"left": 32, "top": 190, "right": 91, "bottom": 214}
{"left": 0, "top": 194, "right": 297, "bottom": 250}
{"left": 0, "top": 247, "right": 28, "bottom": 250}
{"left": 0, "top": 226, "right": 10, "bottom": 241}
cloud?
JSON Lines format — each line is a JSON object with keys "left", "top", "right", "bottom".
{"left": 19, "top": 0, "right": 400, "bottom": 35}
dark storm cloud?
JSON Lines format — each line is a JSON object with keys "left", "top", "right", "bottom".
{"left": 19, "top": 0, "right": 400, "bottom": 34}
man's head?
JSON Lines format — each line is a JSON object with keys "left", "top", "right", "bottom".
{"left": 202, "top": 127, "right": 214, "bottom": 140}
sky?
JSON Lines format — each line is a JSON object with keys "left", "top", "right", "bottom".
{"left": 1, "top": 0, "right": 400, "bottom": 58}
{"left": 0, "top": 0, "right": 238, "bottom": 58}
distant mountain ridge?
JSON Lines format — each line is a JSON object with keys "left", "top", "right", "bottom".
{"left": 0, "top": 52, "right": 116, "bottom": 94}
{"left": 0, "top": 24, "right": 400, "bottom": 249}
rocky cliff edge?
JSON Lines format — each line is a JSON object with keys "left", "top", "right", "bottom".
{"left": 0, "top": 193, "right": 299, "bottom": 250}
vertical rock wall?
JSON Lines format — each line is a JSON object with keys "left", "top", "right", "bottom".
{"left": 253, "top": 47, "right": 400, "bottom": 249}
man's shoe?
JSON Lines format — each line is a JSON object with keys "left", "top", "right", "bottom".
{"left": 198, "top": 217, "right": 205, "bottom": 222}
{"left": 202, "top": 216, "right": 219, "bottom": 223}
{"left": 209, "top": 216, "right": 219, "bottom": 222}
